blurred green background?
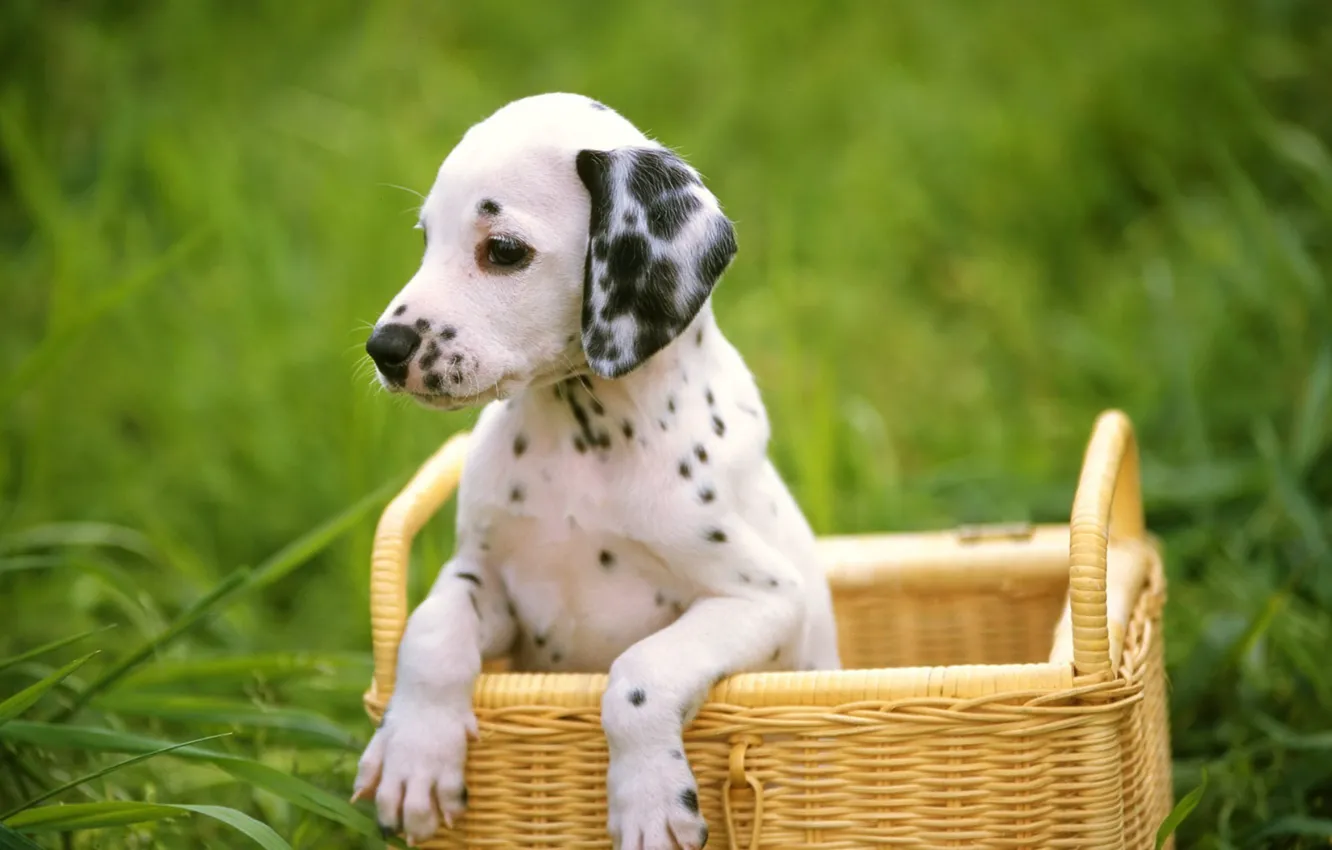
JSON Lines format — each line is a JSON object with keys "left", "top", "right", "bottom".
{"left": 2, "top": 0, "right": 1330, "bottom": 847}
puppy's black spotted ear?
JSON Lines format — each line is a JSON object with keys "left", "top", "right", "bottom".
{"left": 575, "top": 146, "right": 737, "bottom": 378}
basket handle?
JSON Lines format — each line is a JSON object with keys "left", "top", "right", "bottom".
{"left": 364, "top": 430, "right": 472, "bottom": 718}
{"left": 1067, "top": 409, "right": 1145, "bottom": 685}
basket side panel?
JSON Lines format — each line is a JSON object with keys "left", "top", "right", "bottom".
{"left": 419, "top": 701, "right": 1134, "bottom": 850}
{"left": 1119, "top": 567, "right": 1173, "bottom": 850}
{"left": 832, "top": 585, "right": 1067, "bottom": 669}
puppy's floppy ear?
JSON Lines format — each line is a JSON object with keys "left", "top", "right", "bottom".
{"left": 575, "top": 146, "right": 737, "bottom": 379}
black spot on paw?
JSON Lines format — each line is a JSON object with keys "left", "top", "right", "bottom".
{"left": 678, "top": 461, "right": 691, "bottom": 479}
{"left": 599, "top": 549, "right": 615, "bottom": 569}
{"left": 551, "top": 650, "right": 563, "bottom": 663}
{"left": 477, "top": 198, "right": 501, "bottom": 216}
{"left": 705, "top": 528, "right": 727, "bottom": 543}
{"left": 712, "top": 415, "right": 726, "bottom": 437}
{"left": 509, "top": 484, "right": 525, "bottom": 503}
{"left": 666, "top": 395, "right": 676, "bottom": 413}
{"left": 767, "top": 577, "right": 779, "bottom": 588}
{"left": 698, "top": 486, "right": 716, "bottom": 504}
{"left": 590, "top": 397, "right": 605, "bottom": 416}
{"left": 654, "top": 591, "right": 666, "bottom": 607}
{"left": 680, "top": 788, "right": 699, "bottom": 814}
{"left": 705, "top": 387, "right": 714, "bottom": 405}
{"left": 574, "top": 436, "right": 587, "bottom": 453}
{"left": 694, "top": 444, "right": 708, "bottom": 463}
{"left": 670, "top": 748, "right": 685, "bottom": 760}
{"left": 622, "top": 420, "right": 635, "bottom": 439}
{"left": 513, "top": 434, "right": 528, "bottom": 456}
{"left": 534, "top": 633, "right": 548, "bottom": 647}
{"left": 771, "top": 647, "right": 781, "bottom": 662}
{"left": 455, "top": 572, "right": 482, "bottom": 586}
{"left": 628, "top": 688, "right": 647, "bottom": 707}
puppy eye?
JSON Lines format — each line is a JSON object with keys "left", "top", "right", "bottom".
{"left": 484, "top": 236, "right": 533, "bottom": 269}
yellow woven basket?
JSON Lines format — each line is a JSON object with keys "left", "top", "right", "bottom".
{"left": 361, "top": 409, "right": 1173, "bottom": 849}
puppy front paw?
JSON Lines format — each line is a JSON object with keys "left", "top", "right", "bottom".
{"left": 607, "top": 749, "right": 708, "bottom": 850}
{"left": 353, "top": 699, "right": 478, "bottom": 845}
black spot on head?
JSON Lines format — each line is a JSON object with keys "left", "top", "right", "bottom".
{"left": 694, "top": 444, "right": 708, "bottom": 463}
{"left": 646, "top": 191, "right": 703, "bottom": 241}
{"left": 628, "top": 688, "right": 647, "bottom": 707}
{"left": 696, "top": 328, "right": 704, "bottom": 346}
{"left": 712, "top": 415, "right": 726, "bottom": 437}
{"left": 678, "top": 461, "right": 691, "bottom": 479}
{"left": 509, "top": 484, "right": 525, "bottom": 503}
{"left": 424, "top": 372, "right": 443, "bottom": 391}
{"left": 440, "top": 325, "right": 457, "bottom": 341}
{"left": 414, "top": 318, "right": 430, "bottom": 332}
{"left": 705, "top": 388, "right": 714, "bottom": 405}
{"left": 393, "top": 304, "right": 407, "bottom": 317}
{"left": 478, "top": 198, "right": 501, "bottom": 216}
{"left": 513, "top": 434, "right": 528, "bottom": 456}
{"left": 420, "top": 341, "right": 441, "bottom": 370}
{"left": 574, "top": 436, "right": 587, "bottom": 453}
{"left": 680, "top": 788, "right": 699, "bottom": 815}
{"left": 599, "top": 549, "right": 615, "bottom": 569}
{"left": 698, "top": 486, "right": 716, "bottom": 504}
{"left": 706, "top": 528, "right": 727, "bottom": 543}
{"left": 455, "top": 572, "right": 482, "bottom": 586}
{"left": 622, "top": 420, "right": 635, "bottom": 439}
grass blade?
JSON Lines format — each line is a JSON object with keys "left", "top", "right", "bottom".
{"left": 120, "top": 651, "right": 370, "bottom": 689}
{"left": 4, "top": 801, "right": 182, "bottom": 831}
{"left": 0, "top": 721, "right": 392, "bottom": 844}
{"left": 0, "top": 823, "right": 44, "bottom": 850}
{"left": 1, "top": 733, "right": 231, "bottom": 818}
{"left": 5, "top": 801, "right": 292, "bottom": 849}
{"left": 0, "top": 653, "right": 97, "bottom": 726}
{"left": 0, "top": 628, "right": 112, "bottom": 675}
{"left": 91, "top": 694, "right": 356, "bottom": 749}
{"left": 246, "top": 475, "right": 405, "bottom": 591}
{"left": 51, "top": 569, "right": 251, "bottom": 721}
{"left": 170, "top": 804, "right": 291, "bottom": 850}
{"left": 1156, "top": 768, "right": 1207, "bottom": 850}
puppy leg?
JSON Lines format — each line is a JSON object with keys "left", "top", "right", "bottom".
{"left": 602, "top": 524, "right": 805, "bottom": 850}
{"left": 353, "top": 556, "right": 515, "bottom": 844}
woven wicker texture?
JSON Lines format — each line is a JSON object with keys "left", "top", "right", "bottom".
{"left": 362, "top": 410, "right": 1172, "bottom": 849}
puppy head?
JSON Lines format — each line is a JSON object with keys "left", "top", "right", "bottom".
{"left": 365, "top": 93, "right": 736, "bottom": 409}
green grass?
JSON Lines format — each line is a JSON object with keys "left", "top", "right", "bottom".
{"left": 2, "top": 0, "right": 1330, "bottom": 846}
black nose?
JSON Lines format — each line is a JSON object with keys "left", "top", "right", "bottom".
{"left": 365, "top": 323, "right": 422, "bottom": 371}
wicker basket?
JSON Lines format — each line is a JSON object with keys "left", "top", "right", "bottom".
{"left": 362, "top": 409, "right": 1173, "bottom": 849}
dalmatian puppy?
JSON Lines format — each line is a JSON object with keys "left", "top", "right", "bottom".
{"left": 352, "top": 92, "right": 842, "bottom": 850}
